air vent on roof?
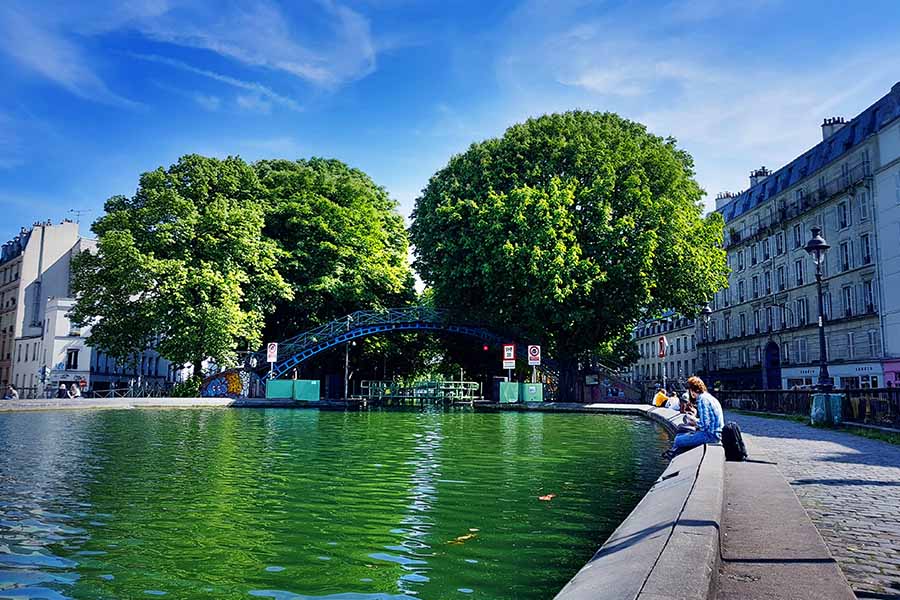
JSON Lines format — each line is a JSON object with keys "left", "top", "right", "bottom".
{"left": 821, "top": 116, "right": 846, "bottom": 140}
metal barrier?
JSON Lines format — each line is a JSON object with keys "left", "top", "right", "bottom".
{"left": 717, "top": 388, "right": 900, "bottom": 429}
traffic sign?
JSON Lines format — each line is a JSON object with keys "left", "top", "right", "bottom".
{"left": 657, "top": 336, "right": 668, "bottom": 358}
{"left": 527, "top": 345, "right": 541, "bottom": 366}
{"left": 502, "top": 343, "right": 516, "bottom": 370}
{"left": 267, "top": 342, "right": 279, "bottom": 363}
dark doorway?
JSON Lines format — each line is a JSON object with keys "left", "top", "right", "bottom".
{"left": 764, "top": 341, "right": 782, "bottom": 390}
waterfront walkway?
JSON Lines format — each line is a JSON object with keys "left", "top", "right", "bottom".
{"left": 728, "top": 412, "right": 900, "bottom": 598}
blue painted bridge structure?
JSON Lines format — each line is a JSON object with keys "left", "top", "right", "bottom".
{"left": 263, "top": 307, "right": 508, "bottom": 380}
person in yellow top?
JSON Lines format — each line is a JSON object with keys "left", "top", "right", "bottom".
{"left": 652, "top": 388, "right": 668, "bottom": 407}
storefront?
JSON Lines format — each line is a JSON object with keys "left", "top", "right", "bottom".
{"left": 782, "top": 363, "right": 884, "bottom": 389}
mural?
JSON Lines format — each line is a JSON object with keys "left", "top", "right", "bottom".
{"left": 200, "top": 369, "right": 264, "bottom": 399}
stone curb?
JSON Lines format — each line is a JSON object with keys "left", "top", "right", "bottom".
{"left": 554, "top": 405, "right": 724, "bottom": 600}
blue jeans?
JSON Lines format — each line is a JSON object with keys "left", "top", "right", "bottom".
{"left": 671, "top": 430, "right": 718, "bottom": 452}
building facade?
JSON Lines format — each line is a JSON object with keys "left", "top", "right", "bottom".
{"left": 4, "top": 221, "right": 176, "bottom": 397}
{"left": 702, "top": 81, "right": 900, "bottom": 390}
{"left": 631, "top": 311, "right": 701, "bottom": 392}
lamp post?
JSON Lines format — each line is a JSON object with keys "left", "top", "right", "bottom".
{"left": 804, "top": 226, "right": 832, "bottom": 391}
{"left": 701, "top": 304, "right": 712, "bottom": 379}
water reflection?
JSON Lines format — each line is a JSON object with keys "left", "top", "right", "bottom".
{"left": 0, "top": 409, "right": 668, "bottom": 600}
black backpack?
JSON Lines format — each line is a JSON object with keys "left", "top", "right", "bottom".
{"left": 721, "top": 422, "right": 748, "bottom": 461}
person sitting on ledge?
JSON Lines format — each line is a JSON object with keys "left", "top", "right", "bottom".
{"left": 662, "top": 376, "right": 723, "bottom": 459}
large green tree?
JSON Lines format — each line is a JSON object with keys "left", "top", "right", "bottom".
{"left": 70, "top": 154, "right": 291, "bottom": 376}
{"left": 255, "top": 158, "right": 415, "bottom": 341}
{"left": 410, "top": 111, "right": 727, "bottom": 398}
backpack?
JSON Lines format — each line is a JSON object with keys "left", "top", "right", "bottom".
{"left": 721, "top": 422, "right": 748, "bottom": 462}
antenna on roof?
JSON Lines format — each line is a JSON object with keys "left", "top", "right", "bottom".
{"left": 69, "top": 209, "right": 92, "bottom": 224}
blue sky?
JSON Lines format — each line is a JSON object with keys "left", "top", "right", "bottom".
{"left": 1, "top": 0, "right": 899, "bottom": 245}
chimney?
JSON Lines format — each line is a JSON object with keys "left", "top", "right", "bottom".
{"left": 715, "top": 191, "right": 736, "bottom": 210}
{"left": 749, "top": 166, "right": 770, "bottom": 187}
{"left": 821, "top": 117, "right": 846, "bottom": 140}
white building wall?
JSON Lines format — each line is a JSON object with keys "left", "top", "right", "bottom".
{"left": 874, "top": 116, "right": 900, "bottom": 361}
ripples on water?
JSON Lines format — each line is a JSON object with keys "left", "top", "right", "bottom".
{"left": 0, "top": 409, "right": 669, "bottom": 599}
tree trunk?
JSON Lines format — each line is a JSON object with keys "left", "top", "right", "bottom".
{"left": 556, "top": 355, "right": 580, "bottom": 402}
{"left": 192, "top": 359, "right": 203, "bottom": 380}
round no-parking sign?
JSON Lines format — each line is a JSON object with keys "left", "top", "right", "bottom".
{"left": 528, "top": 345, "right": 541, "bottom": 366}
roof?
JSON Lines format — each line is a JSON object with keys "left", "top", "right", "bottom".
{"left": 0, "top": 229, "right": 32, "bottom": 265}
{"left": 717, "top": 81, "right": 900, "bottom": 223}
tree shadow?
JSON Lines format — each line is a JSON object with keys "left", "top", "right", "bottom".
{"left": 792, "top": 477, "right": 900, "bottom": 487}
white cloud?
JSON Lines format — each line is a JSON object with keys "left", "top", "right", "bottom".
{"left": 132, "top": 54, "right": 303, "bottom": 112}
{"left": 236, "top": 94, "right": 273, "bottom": 114}
{"left": 0, "top": 0, "right": 377, "bottom": 108}
{"left": 127, "top": 0, "right": 376, "bottom": 88}
{"left": 193, "top": 93, "right": 222, "bottom": 111}
{"left": 0, "top": 5, "right": 139, "bottom": 107}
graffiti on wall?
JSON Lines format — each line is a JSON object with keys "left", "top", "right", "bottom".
{"left": 200, "top": 369, "right": 264, "bottom": 399}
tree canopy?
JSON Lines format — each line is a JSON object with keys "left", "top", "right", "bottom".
{"left": 70, "top": 154, "right": 291, "bottom": 374}
{"left": 255, "top": 158, "right": 415, "bottom": 341}
{"left": 410, "top": 111, "right": 728, "bottom": 366}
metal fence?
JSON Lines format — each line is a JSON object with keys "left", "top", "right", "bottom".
{"left": 717, "top": 388, "right": 900, "bottom": 430}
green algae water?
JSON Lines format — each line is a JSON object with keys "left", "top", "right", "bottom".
{"left": 0, "top": 409, "right": 669, "bottom": 599}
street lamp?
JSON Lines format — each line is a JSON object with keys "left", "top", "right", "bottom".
{"left": 804, "top": 226, "right": 832, "bottom": 391}
{"left": 701, "top": 304, "right": 712, "bottom": 378}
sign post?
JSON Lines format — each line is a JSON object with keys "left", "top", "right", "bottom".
{"left": 266, "top": 342, "right": 278, "bottom": 379}
{"left": 502, "top": 343, "right": 516, "bottom": 381}
{"left": 527, "top": 345, "right": 541, "bottom": 383}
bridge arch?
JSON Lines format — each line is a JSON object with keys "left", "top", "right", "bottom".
{"left": 264, "top": 307, "right": 508, "bottom": 379}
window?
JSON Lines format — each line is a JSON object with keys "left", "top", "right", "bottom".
{"left": 840, "top": 241, "right": 851, "bottom": 271}
{"left": 739, "top": 313, "right": 747, "bottom": 336}
{"left": 776, "top": 232, "right": 784, "bottom": 255}
{"left": 762, "top": 238, "right": 770, "bottom": 261}
{"left": 724, "top": 288, "right": 731, "bottom": 307}
{"left": 764, "top": 271, "right": 771, "bottom": 295}
{"left": 864, "top": 280, "right": 875, "bottom": 312}
{"left": 738, "top": 280, "right": 746, "bottom": 303}
{"left": 755, "top": 346, "right": 761, "bottom": 365}
{"left": 823, "top": 291, "right": 832, "bottom": 320}
{"left": 777, "top": 266, "right": 786, "bottom": 291}
{"left": 847, "top": 332, "right": 855, "bottom": 359}
{"left": 724, "top": 315, "right": 731, "bottom": 338}
{"left": 766, "top": 307, "right": 773, "bottom": 331}
{"left": 738, "top": 250, "right": 745, "bottom": 271}
{"left": 861, "top": 234, "right": 871, "bottom": 265}
{"left": 868, "top": 330, "right": 879, "bottom": 356}
{"left": 676, "top": 338, "right": 682, "bottom": 354}
{"left": 796, "top": 338, "right": 808, "bottom": 363}
{"left": 793, "top": 224, "right": 802, "bottom": 248}
{"left": 857, "top": 189, "right": 869, "bottom": 221}
{"left": 782, "top": 342, "right": 791, "bottom": 364}
{"left": 752, "top": 276, "right": 759, "bottom": 299}
{"left": 754, "top": 309, "right": 760, "bottom": 333}
{"left": 838, "top": 201, "right": 850, "bottom": 229}
{"left": 794, "top": 259, "right": 804, "bottom": 286}
{"left": 31, "top": 344, "right": 36, "bottom": 361}
{"left": 751, "top": 244, "right": 758, "bottom": 265}
{"left": 65, "top": 349, "right": 79, "bottom": 370}
{"left": 797, "top": 297, "right": 808, "bottom": 325}
{"left": 710, "top": 320, "right": 718, "bottom": 341}
{"left": 842, "top": 286, "right": 853, "bottom": 317}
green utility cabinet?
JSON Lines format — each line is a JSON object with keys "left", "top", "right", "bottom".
{"left": 520, "top": 383, "right": 544, "bottom": 403}
{"left": 499, "top": 381, "right": 520, "bottom": 403}
{"left": 265, "top": 380, "right": 294, "bottom": 399}
{"left": 292, "top": 380, "right": 320, "bottom": 402}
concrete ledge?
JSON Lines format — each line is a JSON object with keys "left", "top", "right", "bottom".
{"left": 555, "top": 407, "right": 724, "bottom": 600}
{"left": 0, "top": 397, "right": 338, "bottom": 412}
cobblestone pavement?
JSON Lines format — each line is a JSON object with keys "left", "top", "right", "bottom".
{"left": 729, "top": 413, "right": 900, "bottom": 598}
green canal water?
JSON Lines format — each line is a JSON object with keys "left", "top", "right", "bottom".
{"left": 0, "top": 409, "right": 669, "bottom": 599}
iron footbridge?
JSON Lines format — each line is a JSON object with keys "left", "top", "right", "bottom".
{"left": 263, "top": 307, "right": 507, "bottom": 379}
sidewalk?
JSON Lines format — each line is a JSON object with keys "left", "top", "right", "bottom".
{"left": 716, "top": 443, "right": 855, "bottom": 599}
{"left": 724, "top": 413, "right": 900, "bottom": 599}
